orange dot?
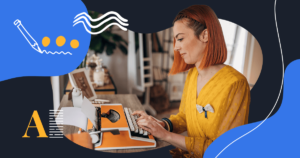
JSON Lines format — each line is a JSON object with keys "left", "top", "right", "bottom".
{"left": 70, "top": 39, "right": 79, "bottom": 49}
{"left": 56, "top": 36, "right": 66, "bottom": 47}
{"left": 42, "top": 37, "right": 50, "bottom": 47}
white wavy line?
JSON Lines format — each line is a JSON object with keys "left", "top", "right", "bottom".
{"left": 215, "top": 0, "right": 284, "bottom": 157}
{"left": 40, "top": 50, "right": 72, "bottom": 55}
{"left": 73, "top": 21, "right": 127, "bottom": 35}
{"left": 74, "top": 11, "right": 128, "bottom": 22}
{"left": 73, "top": 16, "right": 129, "bottom": 28}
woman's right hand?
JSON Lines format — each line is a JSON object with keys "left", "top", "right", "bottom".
{"left": 132, "top": 110, "right": 170, "bottom": 140}
{"left": 131, "top": 111, "right": 165, "bottom": 129}
{"left": 132, "top": 111, "right": 187, "bottom": 151}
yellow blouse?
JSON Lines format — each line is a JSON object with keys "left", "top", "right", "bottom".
{"left": 169, "top": 65, "right": 250, "bottom": 158}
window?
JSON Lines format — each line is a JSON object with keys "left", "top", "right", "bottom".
{"left": 220, "top": 19, "right": 248, "bottom": 74}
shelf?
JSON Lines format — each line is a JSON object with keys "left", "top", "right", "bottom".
{"left": 164, "top": 40, "right": 173, "bottom": 43}
{"left": 154, "top": 79, "right": 167, "bottom": 82}
{"left": 144, "top": 74, "right": 151, "bottom": 78}
{"left": 143, "top": 57, "right": 151, "bottom": 62}
{"left": 64, "top": 68, "right": 117, "bottom": 94}
{"left": 152, "top": 51, "right": 169, "bottom": 53}
{"left": 144, "top": 66, "right": 151, "bottom": 69}
{"left": 162, "top": 69, "right": 169, "bottom": 72}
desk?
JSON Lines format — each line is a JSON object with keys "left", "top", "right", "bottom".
{"left": 58, "top": 94, "right": 170, "bottom": 153}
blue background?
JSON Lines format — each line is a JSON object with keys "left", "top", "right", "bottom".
{"left": 0, "top": 0, "right": 90, "bottom": 81}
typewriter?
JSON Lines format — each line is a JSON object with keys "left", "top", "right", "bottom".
{"left": 87, "top": 103, "right": 156, "bottom": 150}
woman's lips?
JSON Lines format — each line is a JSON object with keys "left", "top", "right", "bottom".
{"left": 181, "top": 53, "right": 186, "bottom": 57}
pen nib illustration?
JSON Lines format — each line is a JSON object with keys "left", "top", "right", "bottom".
{"left": 32, "top": 43, "right": 42, "bottom": 54}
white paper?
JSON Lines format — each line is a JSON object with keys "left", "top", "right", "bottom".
{"left": 81, "top": 96, "right": 97, "bottom": 128}
{"left": 56, "top": 107, "right": 88, "bottom": 131}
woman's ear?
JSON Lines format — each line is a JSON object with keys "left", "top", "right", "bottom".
{"left": 199, "top": 29, "right": 208, "bottom": 43}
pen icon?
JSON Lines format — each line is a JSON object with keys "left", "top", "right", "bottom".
{"left": 14, "top": 19, "right": 42, "bottom": 53}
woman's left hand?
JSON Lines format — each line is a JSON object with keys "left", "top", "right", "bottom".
{"left": 133, "top": 111, "right": 169, "bottom": 140}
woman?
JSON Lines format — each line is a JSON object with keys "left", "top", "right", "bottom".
{"left": 133, "top": 5, "right": 250, "bottom": 158}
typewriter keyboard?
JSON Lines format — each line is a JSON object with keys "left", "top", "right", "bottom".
{"left": 124, "top": 107, "right": 149, "bottom": 137}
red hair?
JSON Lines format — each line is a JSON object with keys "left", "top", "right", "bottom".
{"left": 169, "top": 5, "right": 227, "bottom": 75}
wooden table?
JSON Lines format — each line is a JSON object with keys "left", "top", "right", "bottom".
{"left": 58, "top": 94, "right": 170, "bottom": 153}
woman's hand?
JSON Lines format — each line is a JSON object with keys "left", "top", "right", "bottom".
{"left": 132, "top": 111, "right": 187, "bottom": 150}
{"left": 132, "top": 111, "right": 169, "bottom": 140}
{"left": 132, "top": 110, "right": 165, "bottom": 127}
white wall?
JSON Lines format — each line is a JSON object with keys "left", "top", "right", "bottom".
{"left": 50, "top": 76, "right": 60, "bottom": 110}
{"left": 91, "top": 27, "right": 129, "bottom": 94}
{"left": 249, "top": 38, "right": 263, "bottom": 85}
{"left": 243, "top": 32, "right": 263, "bottom": 87}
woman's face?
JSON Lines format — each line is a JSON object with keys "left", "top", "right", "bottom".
{"left": 173, "top": 19, "right": 207, "bottom": 65}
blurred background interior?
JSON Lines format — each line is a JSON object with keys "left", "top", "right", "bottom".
{"left": 51, "top": 11, "right": 263, "bottom": 120}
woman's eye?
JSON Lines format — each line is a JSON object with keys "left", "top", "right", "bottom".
{"left": 177, "top": 38, "right": 183, "bottom": 42}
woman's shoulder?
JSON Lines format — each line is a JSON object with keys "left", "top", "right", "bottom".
{"left": 222, "top": 65, "right": 248, "bottom": 85}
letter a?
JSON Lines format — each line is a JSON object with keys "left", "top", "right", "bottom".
{"left": 22, "top": 110, "right": 48, "bottom": 138}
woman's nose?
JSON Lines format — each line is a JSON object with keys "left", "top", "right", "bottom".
{"left": 174, "top": 42, "right": 180, "bottom": 51}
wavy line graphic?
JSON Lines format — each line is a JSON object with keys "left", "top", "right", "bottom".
{"left": 73, "top": 16, "right": 128, "bottom": 28}
{"left": 74, "top": 11, "right": 128, "bottom": 22}
{"left": 73, "top": 21, "right": 127, "bottom": 35}
{"left": 73, "top": 11, "right": 129, "bottom": 35}
{"left": 40, "top": 50, "right": 72, "bottom": 55}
